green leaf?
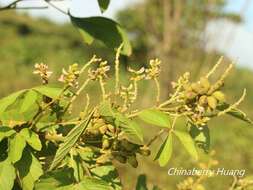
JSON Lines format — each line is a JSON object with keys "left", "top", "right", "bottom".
{"left": 138, "top": 109, "right": 170, "bottom": 128}
{"left": 20, "top": 128, "right": 42, "bottom": 151}
{"left": 189, "top": 124, "right": 210, "bottom": 153}
{"left": 49, "top": 111, "right": 94, "bottom": 170}
{"left": 20, "top": 90, "right": 38, "bottom": 113}
{"left": 33, "top": 86, "right": 62, "bottom": 99}
{"left": 0, "top": 126, "right": 16, "bottom": 142}
{"left": 91, "top": 165, "right": 122, "bottom": 190}
{"left": 15, "top": 149, "right": 43, "bottom": 190}
{"left": 135, "top": 174, "right": 148, "bottom": 190}
{"left": 97, "top": 0, "right": 110, "bottom": 13}
{"left": 155, "top": 132, "right": 173, "bottom": 167}
{"left": 68, "top": 154, "right": 84, "bottom": 182}
{"left": 76, "top": 177, "right": 113, "bottom": 190}
{"left": 217, "top": 103, "right": 253, "bottom": 125}
{"left": 115, "top": 113, "right": 143, "bottom": 143}
{"left": 0, "top": 90, "right": 26, "bottom": 115}
{"left": 70, "top": 16, "right": 132, "bottom": 56}
{"left": 174, "top": 130, "right": 198, "bottom": 160}
{"left": 9, "top": 133, "right": 26, "bottom": 163}
{"left": 0, "top": 159, "right": 16, "bottom": 190}
{"left": 34, "top": 168, "right": 74, "bottom": 190}
{"left": 99, "top": 101, "right": 114, "bottom": 117}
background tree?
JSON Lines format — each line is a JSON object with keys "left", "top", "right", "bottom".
{"left": 117, "top": 0, "right": 241, "bottom": 94}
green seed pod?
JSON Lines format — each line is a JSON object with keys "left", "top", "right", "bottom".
{"left": 99, "top": 125, "right": 108, "bottom": 134}
{"left": 199, "top": 95, "right": 208, "bottom": 106}
{"left": 207, "top": 96, "right": 217, "bottom": 109}
{"left": 200, "top": 77, "right": 210, "bottom": 91}
{"left": 127, "top": 155, "right": 138, "bottom": 168}
{"left": 138, "top": 146, "right": 151, "bottom": 156}
{"left": 102, "top": 139, "right": 110, "bottom": 149}
{"left": 114, "top": 155, "right": 127, "bottom": 164}
{"left": 212, "top": 91, "right": 225, "bottom": 102}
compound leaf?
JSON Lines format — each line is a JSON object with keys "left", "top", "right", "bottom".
{"left": 20, "top": 128, "right": 42, "bottom": 151}
{"left": 70, "top": 16, "right": 131, "bottom": 56}
{"left": 50, "top": 111, "right": 94, "bottom": 170}
{"left": 0, "top": 127, "right": 16, "bottom": 142}
{"left": 155, "top": 132, "right": 173, "bottom": 167}
{"left": 189, "top": 124, "right": 210, "bottom": 153}
{"left": 15, "top": 149, "right": 43, "bottom": 190}
{"left": 138, "top": 109, "right": 170, "bottom": 128}
{"left": 33, "top": 86, "right": 63, "bottom": 99}
{"left": 0, "top": 159, "right": 16, "bottom": 190}
{"left": 9, "top": 133, "right": 26, "bottom": 163}
{"left": 174, "top": 130, "right": 198, "bottom": 160}
{"left": 217, "top": 103, "right": 253, "bottom": 125}
{"left": 20, "top": 90, "right": 38, "bottom": 113}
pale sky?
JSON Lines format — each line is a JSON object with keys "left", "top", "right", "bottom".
{"left": 1, "top": 0, "right": 253, "bottom": 70}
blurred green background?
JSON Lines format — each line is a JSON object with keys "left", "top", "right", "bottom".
{"left": 0, "top": 0, "right": 253, "bottom": 189}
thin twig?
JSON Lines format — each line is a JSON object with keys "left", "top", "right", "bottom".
{"left": 206, "top": 56, "right": 224, "bottom": 78}
{"left": 115, "top": 44, "right": 123, "bottom": 94}
{"left": 44, "top": 0, "right": 69, "bottom": 15}
{"left": 154, "top": 77, "right": 160, "bottom": 105}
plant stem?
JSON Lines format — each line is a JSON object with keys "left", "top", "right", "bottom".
{"left": 44, "top": 0, "right": 69, "bottom": 15}
{"left": 115, "top": 44, "right": 123, "bottom": 94}
{"left": 154, "top": 77, "right": 160, "bottom": 105}
{"left": 63, "top": 79, "right": 90, "bottom": 115}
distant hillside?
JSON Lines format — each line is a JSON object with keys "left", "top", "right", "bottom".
{"left": 0, "top": 11, "right": 113, "bottom": 96}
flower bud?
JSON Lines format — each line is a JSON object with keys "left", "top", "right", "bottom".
{"left": 199, "top": 95, "right": 208, "bottom": 106}
{"left": 207, "top": 96, "right": 217, "bottom": 109}
{"left": 138, "top": 146, "right": 151, "bottom": 156}
{"left": 200, "top": 77, "right": 210, "bottom": 90}
{"left": 212, "top": 91, "right": 225, "bottom": 102}
{"left": 99, "top": 125, "right": 108, "bottom": 134}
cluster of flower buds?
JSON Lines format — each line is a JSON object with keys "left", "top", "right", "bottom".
{"left": 88, "top": 61, "right": 110, "bottom": 81}
{"left": 33, "top": 63, "right": 52, "bottom": 84}
{"left": 145, "top": 59, "right": 161, "bottom": 79}
{"left": 58, "top": 64, "right": 80, "bottom": 88}
{"left": 128, "top": 58, "right": 161, "bottom": 81}
{"left": 235, "top": 177, "right": 253, "bottom": 189}
{"left": 167, "top": 68, "right": 230, "bottom": 126}
{"left": 128, "top": 67, "right": 145, "bottom": 81}
{"left": 82, "top": 116, "right": 150, "bottom": 168}
{"left": 182, "top": 76, "right": 226, "bottom": 125}
{"left": 119, "top": 84, "right": 136, "bottom": 109}
{"left": 177, "top": 177, "right": 205, "bottom": 190}
{"left": 177, "top": 151, "right": 218, "bottom": 190}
